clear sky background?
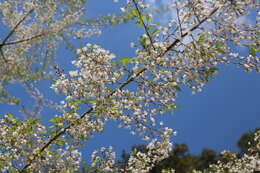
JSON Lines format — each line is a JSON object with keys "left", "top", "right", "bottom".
{"left": 1, "top": 0, "right": 259, "bottom": 163}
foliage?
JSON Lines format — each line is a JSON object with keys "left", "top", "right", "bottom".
{"left": 0, "top": 0, "right": 259, "bottom": 172}
{"left": 115, "top": 128, "right": 260, "bottom": 173}
{"left": 237, "top": 128, "right": 260, "bottom": 155}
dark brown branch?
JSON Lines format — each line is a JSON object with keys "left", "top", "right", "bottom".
{"left": 0, "top": 9, "right": 34, "bottom": 47}
{"left": 0, "top": 9, "right": 34, "bottom": 62}
{"left": 19, "top": 6, "right": 219, "bottom": 172}
{"left": 0, "top": 32, "right": 49, "bottom": 47}
{"left": 163, "top": 7, "right": 219, "bottom": 55}
{"left": 175, "top": 3, "right": 184, "bottom": 37}
{"left": 0, "top": 49, "right": 7, "bottom": 63}
{"left": 132, "top": 0, "right": 155, "bottom": 50}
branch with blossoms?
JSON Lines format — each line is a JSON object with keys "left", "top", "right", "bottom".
{"left": 0, "top": 9, "right": 34, "bottom": 48}
{"left": 0, "top": 9, "right": 34, "bottom": 62}
{"left": 19, "top": 3, "right": 221, "bottom": 172}
{"left": 0, "top": 0, "right": 139, "bottom": 116}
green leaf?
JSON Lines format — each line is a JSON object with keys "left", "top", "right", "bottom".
{"left": 48, "top": 125, "right": 55, "bottom": 130}
{"left": 140, "top": 16, "right": 145, "bottom": 22}
{"left": 111, "top": 106, "right": 120, "bottom": 111}
{"left": 198, "top": 33, "right": 206, "bottom": 43}
{"left": 162, "top": 168, "right": 172, "bottom": 173}
{"left": 162, "top": 104, "right": 180, "bottom": 113}
{"left": 173, "top": 85, "right": 182, "bottom": 91}
{"left": 25, "top": 118, "right": 39, "bottom": 125}
{"left": 87, "top": 99, "right": 96, "bottom": 103}
{"left": 217, "top": 48, "right": 225, "bottom": 54}
{"left": 6, "top": 113, "right": 13, "bottom": 119}
{"left": 146, "top": 15, "right": 151, "bottom": 22}
{"left": 69, "top": 100, "right": 83, "bottom": 105}
{"left": 249, "top": 48, "right": 256, "bottom": 57}
{"left": 118, "top": 57, "right": 132, "bottom": 66}
{"left": 49, "top": 116, "right": 63, "bottom": 124}
{"left": 209, "top": 67, "right": 218, "bottom": 73}
{"left": 153, "top": 22, "right": 161, "bottom": 26}
{"left": 175, "top": 105, "right": 180, "bottom": 110}
{"left": 215, "top": 43, "right": 224, "bottom": 48}
{"left": 149, "top": 23, "right": 155, "bottom": 29}
{"left": 132, "top": 148, "right": 137, "bottom": 155}
{"left": 8, "top": 97, "right": 20, "bottom": 105}
{"left": 132, "top": 9, "right": 138, "bottom": 17}
{"left": 135, "top": 19, "right": 142, "bottom": 28}
{"left": 152, "top": 29, "right": 159, "bottom": 36}
{"left": 81, "top": 135, "right": 88, "bottom": 140}
{"left": 55, "top": 138, "right": 66, "bottom": 146}
{"left": 50, "top": 128, "right": 60, "bottom": 135}
{"left": 49, "top": 118, "right": 56, "bottom": 122}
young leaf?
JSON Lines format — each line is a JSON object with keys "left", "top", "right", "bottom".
{"left": 118, "top": 57, "right": 132, "bottom": 66}
{"left": 173, "top": 85, "right": 182, "bottom": 91}
{"left": 215, "top": 43, "right": 224, "bottom": 48}
{"left": 152, "top": 29, "right": 159, "bottom": 36}
{"left": 198, "top": 33, "right": 206, "bottom": 43}
{"left": 249, "top": 48, "right": 256, "bottom": 57}
{"left": 132, "top": 9, "right": 138, "bottom": 17}
{"left": 209, "top": 67, "right": 218, "bottom": 73}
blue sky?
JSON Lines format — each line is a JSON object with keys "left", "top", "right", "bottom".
{"left": 0, "top": 0, "right": 259, "bottom": 163}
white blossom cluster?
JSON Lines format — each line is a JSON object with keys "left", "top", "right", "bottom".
{"left": 52, "top": 44, "right": 122, "bottom": 101}
{"left": 121, "top": 0, "right": 259, "bottom": 96}
{"left": 0, "top": 0, "right": 89, "bottom": 66}
{"left": 0, "top": 0, "right": 99, "bottom": 106}
{"left": 125, "top": 134, "right": 173, "bottom": 173}
{"left": 50, "top": 112, "right": 106, "bottom": 144}
{"left": 0, "top": 115, "right": 81, "bottom": 172}
{"left": 89, "top": 133, "right": 173, "bottom": 173}
{"left": 91, "top": 146, "right": 116, "bottom": 172}
{"left": 52, "top": 43, "right": 177, "bottom": 139}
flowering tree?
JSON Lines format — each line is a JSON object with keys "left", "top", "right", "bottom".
{"left": 0, "top": 0, "right": 259, "bottom": 172}
{"left": 193, "top": 129, "right": 260, "bottom": 173}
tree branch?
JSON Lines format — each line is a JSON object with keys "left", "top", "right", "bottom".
{"left": 132, "top": 0, "right": 155, "bottom": 50}
{"left": 175, "top": 2, "right": 184, "bottom": 37}
{"left": 0, "top": 32, "right": 50, "bottom": 47}
{"left": 0, "top": 9, "right": 34, "bottom": 48}
{"left": 163, "top": 7, "right": 218, "bottom": 55}
{"left": 19, "top": 6, "right": 219, "bottom": 172}
{"left": 0, "top": 9, "right": 34, "bottom": 62}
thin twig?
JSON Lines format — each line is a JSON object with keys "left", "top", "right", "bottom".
{"left": 132, "top": 0, "right": 155, "bottom": 50}
{"left": 0, "top": 9, "right": 34, "bottom": 62}
{"left": 0, "top": 9, "right": 34, "bottom": 47}
{"left": 175, "top": 2, "right": 183, "bottom": 36}
{"left": 0, "top": 32, "right": 49, "bottom": 47}
{"left": 0, "top": 49, "right": 7, "bottom": 63}
{"left": 163, "top": 7, "right": 218, "bottom": 55}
